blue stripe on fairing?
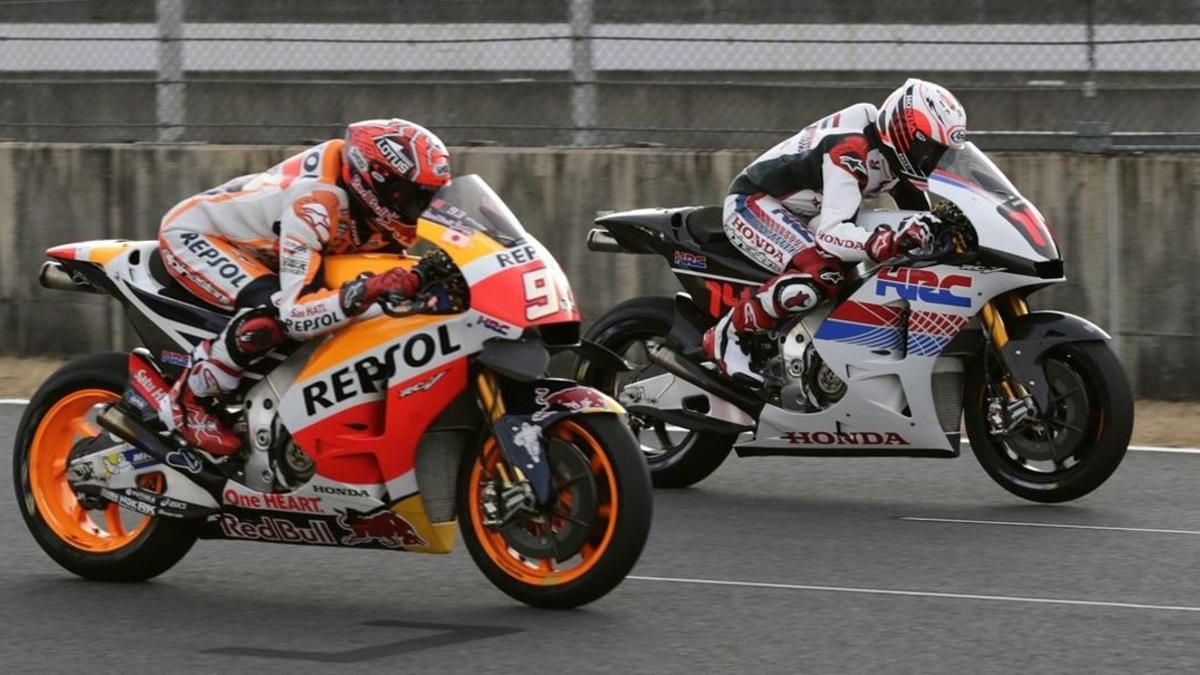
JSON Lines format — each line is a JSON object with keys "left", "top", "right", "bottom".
{"left": 816, "top": 319, "right": 903, "bottom": 349}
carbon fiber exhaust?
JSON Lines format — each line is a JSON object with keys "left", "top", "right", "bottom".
{"left": 96, "top": 403, "right": 227, "bottom": 495}
{"left": 586, "top": 228, "right": 624, "bottom": 253}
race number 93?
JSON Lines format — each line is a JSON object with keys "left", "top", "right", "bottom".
{"left": 523, "top": 268, "right": 561, "bottom": 320}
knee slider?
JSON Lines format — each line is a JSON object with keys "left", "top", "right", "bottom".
{"left": 759, "top": 275, "right": 822, "bottom": 318}
{"left": 225, "top": 305, "right": 284, "bottom": 368}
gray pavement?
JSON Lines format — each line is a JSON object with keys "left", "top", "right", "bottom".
{"left": 3, "top": 401, "right": 1200, "bottom": 674}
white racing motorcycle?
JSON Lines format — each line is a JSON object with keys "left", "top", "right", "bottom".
{"left": 578, "top": 142, "right": 1132, "bottom": 502}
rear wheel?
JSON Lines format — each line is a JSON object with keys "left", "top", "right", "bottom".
{"left": 965, "top": 341, "right": 1133, "bottom": 503}
{"left": 459, "top": 415, "right": 652, "bottom": 609}
{"left": 14, "top": 353, "right": 197, "bottom": 581}
{"left": 576, "top": 296, "right": 735, "bottom": 488}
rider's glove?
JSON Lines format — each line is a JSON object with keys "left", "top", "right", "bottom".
{"left": 865, "top": 213, "right": 940, "bottom": 263}
{"left": 340, "top": 267, "right": 422, "bottom": 316}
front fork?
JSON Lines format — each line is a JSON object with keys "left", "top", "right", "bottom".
{"left": 979, "top": 292, "right": 1039, "bottom": 433}
{"left": 475, "top": 371, "right": 539, "bottom": 527}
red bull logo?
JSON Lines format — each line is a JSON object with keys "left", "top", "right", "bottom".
{"left": 532, "top": 386, "right": 614, "bottom": 422}
{"left": 338, "top": 509, "right": 426, "bottom": 549}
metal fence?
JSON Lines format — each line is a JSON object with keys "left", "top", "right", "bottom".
{"left": 1, "top": 0, "right": 1199, "bottom": 149}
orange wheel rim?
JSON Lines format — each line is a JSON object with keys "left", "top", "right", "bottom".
{"left": 469, "top": 419, "right": 620, "bottom": 586}
{"left": 27, "top": 389, "right": 152, "bottom": 552}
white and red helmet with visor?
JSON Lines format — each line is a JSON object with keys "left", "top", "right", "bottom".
{"left": 876, "top": 79, "right": 967, "bottom": 190}
{"left": 342, "top": 118, "right": 451, "bottom": 247}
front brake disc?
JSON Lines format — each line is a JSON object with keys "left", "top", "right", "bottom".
{"left": 500, "top": 436, "right": 598, "bottom": 562}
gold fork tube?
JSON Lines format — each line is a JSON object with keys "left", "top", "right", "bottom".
{"left": 980, "top": 295, "right": 1029, "bottom": 400}
{"left": 476, "top": 370, "right": 506, "bottom": 422}
{"left": 980, "top": 301, "right": 1010, "bottom": 348}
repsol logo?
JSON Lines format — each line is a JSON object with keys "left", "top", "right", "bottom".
{"left": 283, "top": 313, "right": 340, "bottom": 335}
{"left": 176, "top": 231, "right": 250, "bottom": 289}
{"left": 496, "top": 244, "right": 538, "bottom": 268}
{"left": 301, "top": 325, "right": 461, "bottom": 415}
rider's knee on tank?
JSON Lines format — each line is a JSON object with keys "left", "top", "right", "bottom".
{"left": 223, "top": 304, "right": 285, "bottom": 368}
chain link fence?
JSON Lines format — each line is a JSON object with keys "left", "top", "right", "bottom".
{"left": 0, "top": 0, "right": 1198, "bottom": 149}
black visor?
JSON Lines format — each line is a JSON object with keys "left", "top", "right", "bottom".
{"left": 907, "top": 138, "right": 949, "bottom": 179}
{"left": 377, "top": 177, "right": 439, "bottom": 225}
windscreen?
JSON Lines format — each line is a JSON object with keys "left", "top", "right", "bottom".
{"left": 932, "top": 143, "right": 1059, "bottom": 260}
{"left": 421, "top": 174, "right": 527, "bottom": 247}
{"left": 934, "top": 142, "right": 1021, "bottom": 201}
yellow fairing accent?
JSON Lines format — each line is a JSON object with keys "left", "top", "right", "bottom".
{"left": 322, "top": 253, "right": 417, "bottom": 288}
{"left": 87, "top": 240, "right": 141, "bottom": 265}
{"left": 321, "top": 218, "right": 502, "bottom": 291}
{"left": 391, "top": 494, "right": 457, "bottom": 554}
{"left": 298, "top": 312, "right": 447, "bottom": 381}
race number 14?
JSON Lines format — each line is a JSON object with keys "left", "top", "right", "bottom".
{"left": 523, "top": 268, "right": 560, "bottom": 320}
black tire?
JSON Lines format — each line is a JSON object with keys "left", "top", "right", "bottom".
{"left": 458, "top": 414, "right": 653, "bottom": 609}
{"left": 576, "top": 296, "right": 735, "bottom": 488}
{"left": 14, "top": 352, "right": 198, "bottom": 581}
{"left": 964, "top": 341, "right": 1133, "bottom": 503}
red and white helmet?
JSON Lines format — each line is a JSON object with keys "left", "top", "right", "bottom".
{"left": 342, "top": 119, "right": 451, "bottom": 246}
{"left": 876, "top": 79, "right": 967, "bottom": 189}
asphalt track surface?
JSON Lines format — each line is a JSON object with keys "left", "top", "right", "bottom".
{"left": 4, "top": 401, "right": 1200, "bottom": 674}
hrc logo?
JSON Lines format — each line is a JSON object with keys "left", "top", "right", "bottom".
{"left": 875, "top": 267, "right": 973, "bottom": 308}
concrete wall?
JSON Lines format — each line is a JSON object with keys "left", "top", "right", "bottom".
{"left": 0, "top": 143, "right": 1194, "bottom": 398}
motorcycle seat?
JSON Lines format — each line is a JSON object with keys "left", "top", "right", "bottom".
{"left": 684, "top": 206, "right": 726, "bottom": 245}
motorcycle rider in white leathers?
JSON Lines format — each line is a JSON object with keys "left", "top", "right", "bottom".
{"left": 704, "top": 78, "right": 969, "bottom": 383}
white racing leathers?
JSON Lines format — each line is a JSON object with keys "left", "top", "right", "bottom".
{"left": 158, "top": 139, "right": 396, "bottom": 396}
{"left": 723, "top": 103, "right": 931, "bottom": 273}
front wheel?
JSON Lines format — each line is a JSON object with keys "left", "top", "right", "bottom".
{"left": 458, "top": 415, "right": 653, "bottom": 609}
{"left": 964, "top": 341, "right": 1133, "bottom": 503}
{"left": 14, "top": 353, "right": 198, "bottom": 581}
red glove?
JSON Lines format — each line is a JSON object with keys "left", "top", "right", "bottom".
{"left": 865, "top": 214, "right": 939, "bottom": 263}
{"left": 340, "top": 267, "right": 422, "bottom": 316}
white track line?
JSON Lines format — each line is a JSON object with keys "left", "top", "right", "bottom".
{"left": 0, "top": 399, "right": 29, "bottom": 405}
{"left": 628, "top": 575, "right": 1200, "bottom": 613}
{"left": 899, "top": 516, "right": 1200, "bottom": 536}
{"left": 960, "top": 439, "right": 1200, "bottom": 454}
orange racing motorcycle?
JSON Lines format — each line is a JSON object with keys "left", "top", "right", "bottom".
{"left": 14, "top": 174, "right": 652, "bottom": 609}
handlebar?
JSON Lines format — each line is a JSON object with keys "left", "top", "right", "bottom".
{"left": 379, "top": 272, "right": 470, "bottom": 318}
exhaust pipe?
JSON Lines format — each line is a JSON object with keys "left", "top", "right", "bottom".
{"left": 586, "top": 228, "right": 624, "bottom": 253}
{"left": 39, "top": 261, "right": 100, "bottom": 293}
{"left": 646, "top": 343, "right": 764, "bottom": 417}
{"left": 97, "top": 403, "right": 226, "bottom": 495}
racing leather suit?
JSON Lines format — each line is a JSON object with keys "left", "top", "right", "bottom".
{"left": 707, "top": 103, "right": 933, "bottom": 380}
{"left": 159, "top": 139, "right": 399, "bottom": 401}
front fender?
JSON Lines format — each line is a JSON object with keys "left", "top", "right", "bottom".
{"left": 490, "top": 378, "right": 625, "bottom": 505}
{"left": 998, "top": 311, "right": 1110, "bottom": 411}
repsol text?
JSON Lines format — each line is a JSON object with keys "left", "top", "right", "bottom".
{"left": 301, "top": 324, "right": 461, "bottom": 415}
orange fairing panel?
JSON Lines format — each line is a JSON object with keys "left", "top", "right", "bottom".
{"left": 280, "top": 314, "right": 477, "bottom": 486}
{"left": 45, "top": 239, "right": 144, "bottom": 265}
{"left": 322, "top": 253, "right": 418, "bottom": 289}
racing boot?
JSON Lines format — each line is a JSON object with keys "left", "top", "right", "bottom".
{"left": 161, "top": 342, "right": 242, "bottom": 456}
{"left": 158, "top": 308, "right": 284, "bottom": 456}
{"left": 702, "top": 273, "right": 824, "bottom": 386}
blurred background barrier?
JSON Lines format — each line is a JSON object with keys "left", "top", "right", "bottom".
{"left": 0, "top": 143, "right": 1195, "bottom": 398}
{"left": 0, "top": 0, "right": 1198, "bottom": 148}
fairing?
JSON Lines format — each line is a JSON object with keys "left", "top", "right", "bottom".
{"left": 929, "top": 143, "right": 1059, "bottom": 262}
